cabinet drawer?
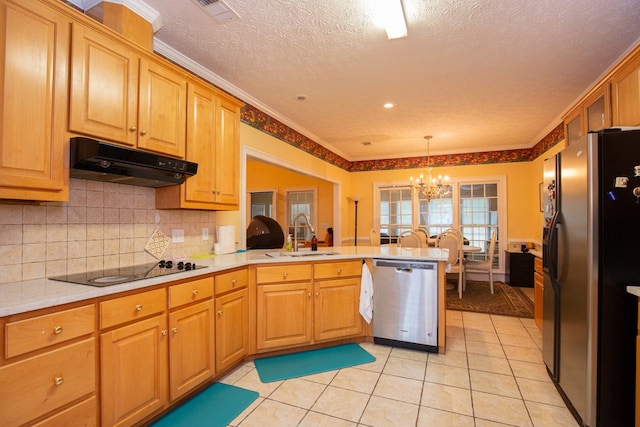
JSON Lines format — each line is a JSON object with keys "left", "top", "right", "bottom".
{"left": 314, "top": 260, "right": 362, "bottom": 280}
{"left": 168, "top": 277, "right": 214, "bottom": 309}
{"left": 32, "top": 396, "right": 96, "bottom": 427}
{"left": 5, "top": 304, "right": 95, "bottom": 358}
{"left": 0, "top": 338, "right": 95, "bottom": 427}
{"left": 256, "top": 264, "right": 312, "bottom": 284}
{"left": 100, "top": 288, "right": 166, "bottom": 329}
{"left": 534, "top": 257, "right": 543, "bottom": 273}
{"left": 215, "top": 268, "right": 248, "bottom": 295}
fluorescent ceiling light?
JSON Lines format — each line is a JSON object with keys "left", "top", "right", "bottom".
{"left": 380, "top": 0, "right": 407, "bottom": 39}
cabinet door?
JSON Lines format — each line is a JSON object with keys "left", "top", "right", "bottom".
{"left": 0, "top": 0, "right": 68, "bottom": 201}
{"left": 534, "top": 272, "right": 544, "bottom": 329}
{"left": 256, "top": 282, "right": 313, "bottom": 350}
{"left": 213, "top": 96, "right": 240, "bottom": 206}
{"left": 564, "top": 108, "right": 582, "bottom": 146}
{"left": 69, "top": 23, "right": 138, "bottom": 146}
{"left": 101, "top": 315, "right": 168, "bottom": 427}
{"left": 611, "top": 56, "right": 640, "bottom": 126}
{"left": 215, "top": 288, "right": 249, "bottom": 372}
{"left": 137, "top": 58, "right": 186, "bottom": 158}
{"left": 314, "top": 277, "right": 362, "bottom": 341}
{"left": 169, "top": 300, "right": 214, "bottom": 401}
{"left": 184, "top": 80, "right": 216, "bottom": 205}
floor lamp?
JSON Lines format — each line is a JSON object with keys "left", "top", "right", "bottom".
{"left": 352, "top": 196, "right": 361, "bottom": 246}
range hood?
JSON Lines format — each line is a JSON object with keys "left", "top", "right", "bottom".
{"left": 70, "top": 137, "right": 198, "bottom": 188}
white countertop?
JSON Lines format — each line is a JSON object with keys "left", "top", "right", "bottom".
{"left": 0, "top": 246, "right": 448, "bottom": 317}
{"left": 627, "top": 286, "right": 640, "bottom": 298}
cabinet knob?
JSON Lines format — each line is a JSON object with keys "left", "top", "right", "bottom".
{"left": 217, "top": 310, "right": 223, "bottom": 316}
{"left": 231, "top": 279, "right": 237, "bottom": 286}
{"left": 140, "top": 129, "right": 147, "bottom": 136}
{"left": 53, "top": 325, "right": 63, "bottom": 335}
{"left": 192, "top": 289, "right": 199, "bottom": 296}
{"left": 308, "top": 292, "right": 312, "bottom": 297}
{"left": 283, "top": 272, "right": 288, "bottom": 279}
{"left": 337, "top": 268, "right": 342, "bottom": 274}
{"left": 172, "top": 327, "right": 178, "bottom": 333}
{"left": 129, "top": 126, "right": 137, "bottom": 132}
{"left": 161, "top": 329, "right": 168, "bottom": 336}
{"left": 54, "top": 376, "right": 64, "bottom": 386}
{"left": 135, "top": 304, "right": 143, "bottom": 311}
{"left": 315, "top": 291, "right": 319, "bottom": 297}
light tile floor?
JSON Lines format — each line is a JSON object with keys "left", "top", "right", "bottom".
{"left": 220, "top": 310, "right": 579, "bottom": 427}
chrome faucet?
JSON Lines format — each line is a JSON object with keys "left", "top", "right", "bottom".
{"left": 292, "top": 213, "right": 315, "bottom": 252}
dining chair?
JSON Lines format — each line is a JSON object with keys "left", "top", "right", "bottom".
{"left": 414, "top": 227, "right": 430, "bottom": 247}
{"left": 436, "top": 230, "right": 465, "bottom": 298}
{"left": 369, "top": 228, "right": 380, "bottom": 246}
{"left": 464, "top": 230, "right": 497, "bottom": 294}
{"left": 398, "top": 231, "right": 423, "bottom": 248}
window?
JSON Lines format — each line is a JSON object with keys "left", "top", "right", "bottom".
{"left": 375, "top": 177, "right": 506, "bottom": 270}
{"left": 286, "top": 189, "right": 317, "bottom": 241}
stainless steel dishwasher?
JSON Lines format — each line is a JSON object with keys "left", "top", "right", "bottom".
{"left": 372, "top": 259, "right": 438, "bottom": 352}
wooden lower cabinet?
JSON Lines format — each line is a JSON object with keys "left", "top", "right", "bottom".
{"left": 215, "top": 288, "right": 249, "bottom": 371}
{"left": 100, "top": 314, "right": 168, "bottom": 427}
{"left": 256, "top": 282, "right": 314, "bottom": 350}
{"left": 314, "top": 277, "right": 362, "bottom": 341}
{"left": 168, "top": 299, "right": 215, "bottom": 401}
{"left": 0, "top": 338, "right": 96, "bottom": 427}
{"left": 534, "top": 257, "right": 544, "bottom": 329}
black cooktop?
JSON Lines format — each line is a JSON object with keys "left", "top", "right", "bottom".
{"left": 49, "top": 261, "right": 206, "bottom": 287}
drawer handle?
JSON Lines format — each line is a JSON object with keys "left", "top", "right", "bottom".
{"left": 172, "top": 327, "right": 178, "bottom": 333}
{"left": 161, "top": 329, "right": 168, "bottom": 336}
{"left": 231, "top": 279, "right": 237, "bottom": 286}
{"left": 192, "top": 289, "right": 199, "bottom": 296}
{"left": 53, "top": 326, "right": 63, "bottom": 335}
{"left": 337, "top": 268, "right": 342, "bottom": 274}
{"left": 283, "top": 272, "right": 288, "bottom": 279}
{"left": 54, "top": 376, "right": 64, "bottom": 386}
{"left": 135, "top": 304, "right": 143, "bottom": 311}
{"left": 217, "top": 310, "right": 223, "bottom": 316}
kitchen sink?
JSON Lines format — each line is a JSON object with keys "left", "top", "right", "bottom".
{"left": 265, "top": 250, "right": 338, "bottom": 258}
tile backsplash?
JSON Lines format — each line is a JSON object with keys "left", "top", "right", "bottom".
{"left": 0, "top": 179, "right": 217, "bottom": 284}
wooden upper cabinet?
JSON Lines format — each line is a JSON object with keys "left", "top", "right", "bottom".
{"left": 215, "top": 96, "right": 241, "bottom": 206}
{"left": 611, "top": 49, "right": 640, "bottom": 127}
{"left": 0, "top": 0, "right": 69, "bottom": 201}
{"left": 69, "top": 23, "right": 186, "bottom": 158}
{"left": 563, "top": 84, "right": 610, "bottom": 145}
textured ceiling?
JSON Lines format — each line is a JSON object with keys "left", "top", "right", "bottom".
{"left": 140, "top": 0, "right": 640, "bottom": 161}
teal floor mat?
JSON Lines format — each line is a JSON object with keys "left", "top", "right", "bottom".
{"left": 151, "top": 382, "right": 258, "bottom": 427}
{"left": 254, "top": 343, "right": 376, "bottom": 383}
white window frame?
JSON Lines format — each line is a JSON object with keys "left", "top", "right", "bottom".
{"left": 285, "top": 187, "right": 318, "bottom": 241}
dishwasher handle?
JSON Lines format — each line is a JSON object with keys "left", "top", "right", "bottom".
{"left": 395, "top": 268, "right": 413, "bottom": 273}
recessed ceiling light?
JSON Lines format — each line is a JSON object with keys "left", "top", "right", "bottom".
{"left": 383, "top": 103, "right": 394, "bottom": 109}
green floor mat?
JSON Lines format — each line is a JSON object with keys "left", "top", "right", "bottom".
{"left": 254, "top": 343, "right": 376, "bottom": 383}
{"left": 151, "top": 382, "right": 258, "bottom": 427}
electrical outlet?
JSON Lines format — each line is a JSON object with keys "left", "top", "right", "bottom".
{"left": 202, "top": 228, "right": 209, "bottom": 241}
{"left": 172, "top": 228, "right": 184, "bottom": 243}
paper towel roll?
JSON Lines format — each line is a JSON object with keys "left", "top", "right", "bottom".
{"left": 216, "top": 225, "right": 235, "bottom": 245}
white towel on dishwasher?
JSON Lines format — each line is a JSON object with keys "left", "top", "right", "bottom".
{"left": 359, "top": 262, "right": 374, "bottom": 324}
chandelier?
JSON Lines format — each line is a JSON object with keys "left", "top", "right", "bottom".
{"left": 410, "top": 136, "right": 451, "bottom": 201}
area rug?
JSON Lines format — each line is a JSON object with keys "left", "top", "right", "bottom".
{"left": 150, "top": 382, "right": 258, "bottom": 427}
{"left": 254, "top": 343, "right": 376, "bottom": 383}
{"left": 446, "top": 281, "right": 534, "bottom": 318}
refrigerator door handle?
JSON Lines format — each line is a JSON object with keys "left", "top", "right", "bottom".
{"left": 548, "top": 211, "right": 561, "bottom": 292}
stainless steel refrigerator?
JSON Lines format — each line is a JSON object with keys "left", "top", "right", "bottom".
{"left": 542, "top": 129, "right": 640, "bottom": 426}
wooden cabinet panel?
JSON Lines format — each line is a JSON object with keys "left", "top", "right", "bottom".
{"left": 137, "top": 58, "right": 186, "bottom": 158}
{"left": 256, "top": 264, "right": 312, "bottom": 284}
{"left": 534, "top": 257, "right": 543, "bottom": 330}
{"left": 31, "top": 396, "right": 96, "bottom": 427}
{"left": 168, "top": 276, "right": 214, "bottom": 309}
{"left": 0, "top": 0, "right": 69, "bottom": 201}
{"left": 314, "top": 277, "right": 362, "bottom": 341}
{"left": 100, "top": 288, "right": 165, "bottom": 329}
{"left": 215, "top": 268, "right": 248, "bottom": 295}
{"left": 256, "top": 282, "right": 313, "bottom": 350}
{"left": 100, "top": 314, "right": 168, "bottom": 427}
{"left": 214, "top": 96, "right": 240, "bottom": 206}
{"left": 612, "top": 53, "right": 640, "bottom": 126}
{"left": 69, "top": 23, "right": 138, "bottom": 146}
{"left": 215, "top": 288, "right": 249, "bottom": 372}
{"left": 5, "top": 304, "right": 94, "bottom": 358}
{"left": 314, "top": 260, "right": 362, "bottom": 280}
{"left": 168, "top": 300, "right": 214, "bottom": 400}
{"left": 0, "top": 338, "right": 95, "bottom": 427}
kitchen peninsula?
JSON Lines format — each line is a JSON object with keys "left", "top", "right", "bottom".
{"left": 0, "top": 246, "right": 448, "bottom": 427}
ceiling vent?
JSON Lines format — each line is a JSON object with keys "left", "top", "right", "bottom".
{"left": 195, "top": 0, "right": 240, "bottom": 24}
